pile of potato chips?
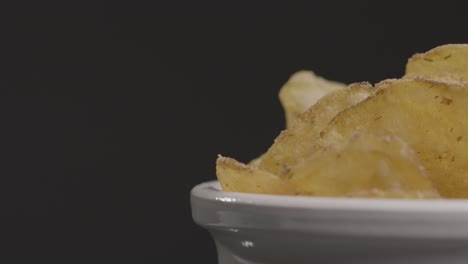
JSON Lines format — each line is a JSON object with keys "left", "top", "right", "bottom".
{"left": 216, "top": 44, "right": 468, "bottom": 198}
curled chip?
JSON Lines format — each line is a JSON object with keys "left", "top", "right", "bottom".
{"left": 279, "top": 71, "right": 346, "bottom": 128}
{"left": 247, "top": 154, "right": 263, "bottom": 167}
{"left": 318, "top": 76, "right": 468, "bottom": 198}
{"left": 216, "top": 44, "right": 468, "bottom": 199}
{"left": 216, "top": 155, "right": 296, "bottom": 195}
{"left": 259, "top": 82, "right": 374, "bottom": 176}
{"left": 406, "top": 44, "right": 468, "bottom": 80}
{"left": 288, "top": 134, "right": 439, "bottom": 198}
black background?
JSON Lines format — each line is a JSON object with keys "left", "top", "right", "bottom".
{"left": 2, "top": 1, "right": 468, "bottom": 263}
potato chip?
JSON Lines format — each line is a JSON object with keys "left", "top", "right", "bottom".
{"left": 318, "top": 76, "right": 468, "bottom": 198}
{"left": 258, "top": 82, "right": 374, "bottom": 176}
{"left": 216, "top": 155, "right": 296, "bottom": 195}
{"left": 279, "top": 71, "right": 346, "bottom": 128}
{"left": 288, "top": 134, "right": 439, "bottom": 198}
{"left": 406, "top": 44, "right": 468, "bottom": 80}
{"left": 247, "top": 154, "right": 263, "bottom": 167}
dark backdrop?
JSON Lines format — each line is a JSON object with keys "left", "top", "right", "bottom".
{"left": 2, "top": 1, "right": 468, "bottom": 263}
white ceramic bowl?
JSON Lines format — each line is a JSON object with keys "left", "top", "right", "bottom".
{"left": 191, "top": 181, "right": 468, "bottom": 264}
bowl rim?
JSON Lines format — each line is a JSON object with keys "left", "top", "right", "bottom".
{"left": 191, "top": 180, "right": 468, "bottom": 213}
{"left": 191, "top": 181, "right": 468, "bottom": 239}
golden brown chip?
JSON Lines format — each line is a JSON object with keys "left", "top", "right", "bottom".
{"left": 279, "top": 71, "right": 346, "bottom": 128}
{"left": 258, "top": 82, "right": 374, "bottom": 176}
{"left": 216, "top": 155, "right": 296, "bottom": 195}
{"left": 406, "top": 44, "right": 468, "bottom": 80}
{"left": 288, "top": 134, "right": 439, "bottom": 198}
{"left": 318, "top": 76, "right": 468, "bottom": 198}
{"left": 247, "top": 154, "right": 263, "bottom": 167}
